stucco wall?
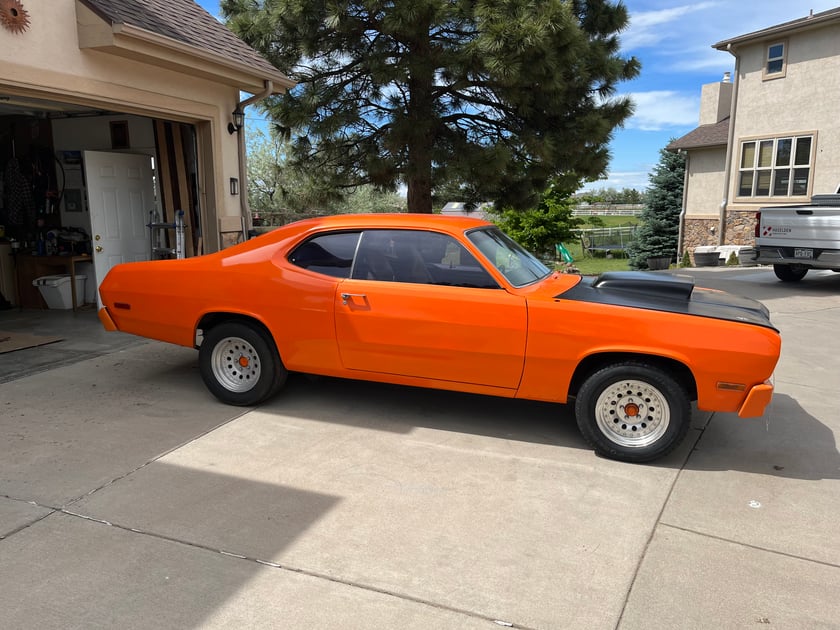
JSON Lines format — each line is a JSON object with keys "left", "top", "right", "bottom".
{"left": 0, "top": 0, "right": 246, "bottom": 251}
{"left": 699, "top": 81, "right": 732, "bottom": 126}
{"left": 684, "top": 147, "right": 727, "bottom": 219}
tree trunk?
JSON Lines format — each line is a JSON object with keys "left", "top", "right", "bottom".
{"left": 406, "top": 165, "right": 433, "bottom": 213}
{"left": 405, "top": 28, "right": 434, "bottom": 214}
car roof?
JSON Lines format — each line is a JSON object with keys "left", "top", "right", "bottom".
{"left": 220, "top": 213, "right": 497, "bottom": 259}
{"left": 291, "top": 213, "right": 493, "bottom": 232}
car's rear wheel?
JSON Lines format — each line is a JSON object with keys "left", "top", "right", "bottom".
{"left": 773, "top": 264, "right": 808, "bottom": 282}
{"left": 199, "top": 321, "right": 286, "bottom": 406}
{"left": 574, "top": 362, "right": 691, "bottom": 463}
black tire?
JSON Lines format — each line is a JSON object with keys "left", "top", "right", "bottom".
{"left": 574, "top": 362, "right": 691, "bottom": 463}
{"left": 773, "top": 264, "right": 808, "bottom": 282}
{"left": 199, "top": 321, "right": 287, "bottom": 406}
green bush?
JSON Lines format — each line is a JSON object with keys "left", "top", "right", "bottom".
{"left": 490, "top": 188, "right": 583, "bottom": 261}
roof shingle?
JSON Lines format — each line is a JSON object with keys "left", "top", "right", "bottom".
{"left": 81, "top": 0, "right": 285, "bottom": 81}
{"left": 667, "top": 117, "right": 730, "bottom": 151}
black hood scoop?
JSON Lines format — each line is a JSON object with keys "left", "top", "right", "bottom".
{"left": 590, "top": 271, "right": 695, "bottom": 300}
{"left": 555, "top": 271, "right": 775, "bottom": 330}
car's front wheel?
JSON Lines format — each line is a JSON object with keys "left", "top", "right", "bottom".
{"left": 574, "top": 362, "right": 691, "bottom": 463}
{"left": 199, "top": 321, "right": 286, "bottom": 406}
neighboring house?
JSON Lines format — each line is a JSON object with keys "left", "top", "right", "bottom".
{"left": 669, "top": 7, "right": 840, "bottom": 256}
{"left": 0, "top": 0, "right": 292, "bottom": 309}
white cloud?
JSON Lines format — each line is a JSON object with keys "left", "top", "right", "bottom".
{"left": 623, "top": 1, "right": 840, "bottom": 72}
{"left": 625, "top": 91, "right": 699, "bottom": 131}
{"left": 667, "top": 46, "right": 734, "bottom": 73}
{"left": 622, "top": 3, "right": 720, "bottom": 50}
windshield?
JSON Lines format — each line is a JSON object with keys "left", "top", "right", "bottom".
{"left": 467, "top": 228, "right": 552, "bottom": 287}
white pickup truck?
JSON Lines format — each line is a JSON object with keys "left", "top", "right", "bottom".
{"left": 753, "top": 194, "right": 840, "bottom": 281}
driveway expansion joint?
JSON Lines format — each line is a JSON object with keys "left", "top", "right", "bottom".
{"left": 658, "top": 522, "right": 840, "bottom": 570}
{"left": 613, "top": 412, "right": 712, "bottom": 629}
{"left": 59, "top": 408, "right": 253, "bottom": 511}
{"left": 54, "top": 508, "right": 541, "bottom": 630}
{"left": 0, "top": 494, "right": 58, "bottom": 540}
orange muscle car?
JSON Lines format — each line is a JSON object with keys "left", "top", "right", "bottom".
{"left": 98, "top": 214, "right": 781, "bottom": 462}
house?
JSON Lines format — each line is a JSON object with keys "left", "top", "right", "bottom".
{"left": 669, "top": 7, "right": 840, "bottom": 257}
{"left": 0, "top": 0, "right": 292, "bottom": 309}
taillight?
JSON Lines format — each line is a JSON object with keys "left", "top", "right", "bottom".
{"left": 754, "top": 211, "right": 761, "bottom": 238}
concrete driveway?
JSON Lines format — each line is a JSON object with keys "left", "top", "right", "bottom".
{"left": 1, "top": 267, "right": 838, "bottom": 629}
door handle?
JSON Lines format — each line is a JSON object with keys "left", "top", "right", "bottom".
{"left": 341, "top": 293, "right": 366, "bottom": 305}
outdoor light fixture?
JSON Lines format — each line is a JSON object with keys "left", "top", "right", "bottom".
{"left": 230, "top": 178, "right": 239, "bottom": 195}
{"left": 228, "top": 106, "right": 244, "bottom": 134}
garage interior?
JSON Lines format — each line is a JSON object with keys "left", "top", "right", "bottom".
{"left": 0, "top": 93, "right": 202, "bottom": 314}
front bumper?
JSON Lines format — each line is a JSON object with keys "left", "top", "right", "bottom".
{"left": 98, "top": 307, "right": 118, "bottom": 332}
{"left": 737, "top": 380, "right": 774, "bottom": 418}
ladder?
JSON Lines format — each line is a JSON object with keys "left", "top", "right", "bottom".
{"left": 148, "top": 210, "right": 186, "bottom": 260}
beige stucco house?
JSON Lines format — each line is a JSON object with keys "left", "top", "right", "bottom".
{"left": 670, "top": 7, "right": 840, "bottom": 257}
{"left": 0, "top": 0, "right": 292, "bottom": 309}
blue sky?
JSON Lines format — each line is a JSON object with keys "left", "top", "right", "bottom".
{"left": 197, "top": 0, "right": 839, "bottom": 192}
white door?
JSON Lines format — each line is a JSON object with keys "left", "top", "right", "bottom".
{"left": 84, "top": 151, "right": 155, "bottom": 304}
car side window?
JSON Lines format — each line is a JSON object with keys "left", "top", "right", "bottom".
{"left": 288, "top": 232, "right": 360, "bottom": 278}
{"left": 352, "top": 229, "right": 498, "bottom": 289}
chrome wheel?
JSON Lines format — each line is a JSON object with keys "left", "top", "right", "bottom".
{"left": 211, "top": 336, "right": 261, "bottom": 393}
{"left": 199, "top": 321, "right": 287, "bottom": 406}
{"left": 593, "top": 378, "right": 671, "bottom": 448}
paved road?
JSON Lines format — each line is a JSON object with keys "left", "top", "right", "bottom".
{"left": 1, "top": 267, "right": 838, "bottom": 629}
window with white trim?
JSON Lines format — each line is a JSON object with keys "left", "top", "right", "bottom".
{"left": 737, "top": 135, "right": 812, "bottom": 198}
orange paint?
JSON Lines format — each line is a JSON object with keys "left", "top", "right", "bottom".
{"left": 98, "top": 213, "right": 781, "bottom": 417}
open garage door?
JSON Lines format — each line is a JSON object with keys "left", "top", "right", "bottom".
{"left": 0, "top": 94, "right": 203, "bottom": 311}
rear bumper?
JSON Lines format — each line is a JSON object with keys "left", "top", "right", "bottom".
{"left": 737, "top": 380, "right": 774, "bottom": 418}
{"left": 98, "top": 307, "right": 118, "bottom": 332}
{"left": 754, "top": 246, "right": 840, "bottom": 269}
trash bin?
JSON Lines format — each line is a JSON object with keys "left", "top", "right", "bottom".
{"left": 32, "top": 274, "right": 87, "bottom": 309}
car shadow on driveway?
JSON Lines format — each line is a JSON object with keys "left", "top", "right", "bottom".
{"left": 684, "top": 393, "right": 840, "bottom": 481}
{"left": 255, "top": 375, "right": 839, "bottom": 481}
{"left": 260, "top": 372, "right": 583, "bottom": 448}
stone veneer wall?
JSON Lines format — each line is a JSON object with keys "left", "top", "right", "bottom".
{"left": 682, "top": 219, "right": 719, "bottom": 254}
{"left": 682, "top": 210, "right": 757, "bottom": 255}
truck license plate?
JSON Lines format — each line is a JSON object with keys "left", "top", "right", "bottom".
{"left": 794, "top": 248, "right": 813, "bottom": 259}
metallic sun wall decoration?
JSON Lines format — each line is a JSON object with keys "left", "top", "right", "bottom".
{"left": 0, "top": 0, "right": 30, "bottom": 34}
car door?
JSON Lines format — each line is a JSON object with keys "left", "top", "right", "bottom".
{"left": 283, "top": 230, "right": 361, "bottom": 372}
{"left": 334, "top": 229, "right": 527, "bottom": 390}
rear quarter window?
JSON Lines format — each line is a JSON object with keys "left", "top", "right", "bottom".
{"left": 288, "top": 232, "right": 360, "bottom": 278}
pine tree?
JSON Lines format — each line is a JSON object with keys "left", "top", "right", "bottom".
{"left": 629, "top": 145, "right": 685, "bottom": 269}
{"left": 222, "top": 0, "right": 639, "bottom": 213}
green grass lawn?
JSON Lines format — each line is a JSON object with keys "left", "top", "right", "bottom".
{"left": 558, "top": 239, "right": 632, "bottom": 275}
{"left": 556, "top": 215, "right": 640, "bottom": 275}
